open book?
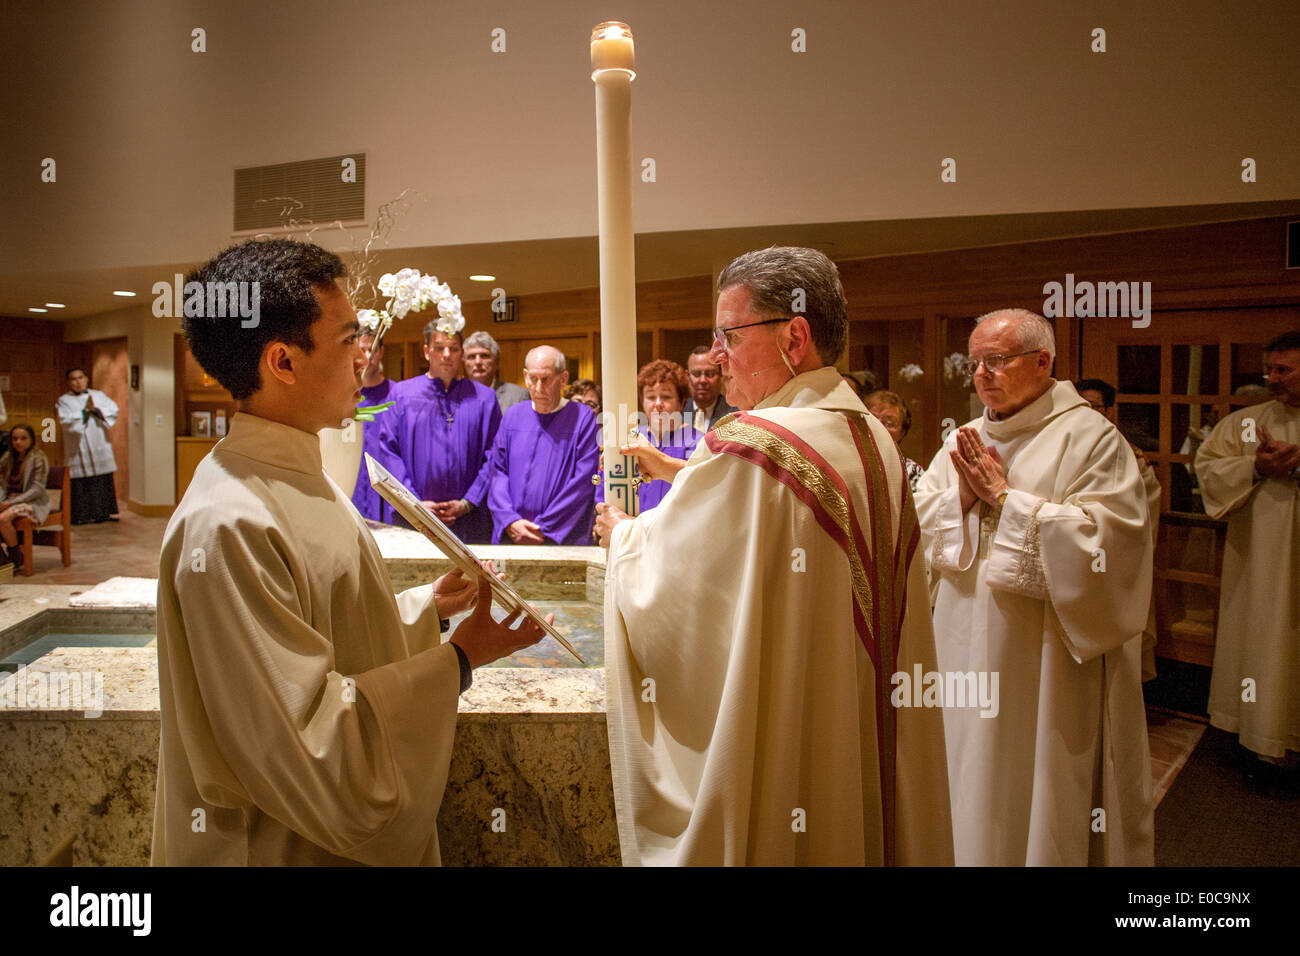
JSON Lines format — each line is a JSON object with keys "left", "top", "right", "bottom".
{"left": 365, "top": 453, "right": 585, "bottom": 664}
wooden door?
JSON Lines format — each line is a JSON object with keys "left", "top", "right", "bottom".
{"left": 1080, "top": 306, "right": 1299, "bottom": 664}
{"left": 66, "top": 337, "right": 129, "bottom": 506}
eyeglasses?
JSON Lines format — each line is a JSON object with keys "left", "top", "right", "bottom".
{"left": 687, "top": 368, "right": 720, "bottom": 379}
{"left": 962, "top": 350, "right": 1041, "bottom": 376}
{"left": 712, "top": 317, "right": 792, "bottom": 351}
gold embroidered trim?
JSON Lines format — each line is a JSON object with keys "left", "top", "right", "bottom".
{"left": 848, "top": 416, "right": 900, "bottom": 640}
{"left": 713, "top": 417, "right": 876, "bottom": 639}
{"left": 847, "top": 413, "right": 905, "bottom": 868}
{"left": 1013, "top": 498, "right": 1050, "bottom": 599}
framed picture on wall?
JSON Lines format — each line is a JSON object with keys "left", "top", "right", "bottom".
{"left": 214, "top": 409, "right": 227, "bottom": 437}
{"left": 190, "top": 411, "right": 212, "bottom": 437}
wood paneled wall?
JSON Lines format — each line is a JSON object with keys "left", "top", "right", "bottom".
{"left": 380, "top": 276, "right": 717, "bottom": 385}
{"left": 0, "top": 317, "right": 68, "bottom": 468}
{"left": 376, "top": 214, "right": 1300, "bottom": 465}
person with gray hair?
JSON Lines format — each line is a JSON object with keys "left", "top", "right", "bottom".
{"left": 487, "top": 345, "right": 599, "bottom": 545}
{"left": 595, "top": 246, "right": 952, "bottom": 865}
{"left": 913, "top": 308, "right": 1156, "bottom": 865}
{"left": 463, "top": 330, "right": 529, "bottom": 412}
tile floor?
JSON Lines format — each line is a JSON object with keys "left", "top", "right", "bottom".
{"left": 7, "top": 504, "right": 167, "bottom": 585}
{"left": 4, "top": 503, "right": 1210, "bottom": 800}
{"left": 1146, "top": 708, "right": 1208, "bottom": 807}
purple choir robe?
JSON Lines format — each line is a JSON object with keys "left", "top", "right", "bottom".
{"left": 489, "top": 400, "right": 601, "bottom": 546}
{"left": 377, "top": 375, "right": 502, "bottom": 543}
{"left": 351, "top": 379, "right": 395, "bottom": 523}
{"left": 595, "top": 424, "right": 700, "bottom": 512}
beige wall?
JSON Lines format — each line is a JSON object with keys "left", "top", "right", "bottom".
{"left": 63, "top": 306, "right": 180, "bottom": 509}
{"left": 3, "top": 0, "right": 1297, "bottom": 278}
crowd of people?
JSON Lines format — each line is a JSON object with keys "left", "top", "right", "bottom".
{"left": 142, "top": 237, "right": 1298, "bottom": 866}
{"left": 319, "top": 256, "right": 1300, "bottom": 845}
{"left": 351, "top": 324, "right": 741, "bottom": 543}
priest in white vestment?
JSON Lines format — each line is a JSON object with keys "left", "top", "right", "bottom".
{"left": 914, "top": 309, "right": 1154, "bottom": 866}
{"left": 1194, "top": 331, "right": 1300, "bottom": 764}
{"left": 596, "top": 247, "right": 952, "bottom": 866}
{"left": 154, "top": 240, "right": 544, "bottom": 866}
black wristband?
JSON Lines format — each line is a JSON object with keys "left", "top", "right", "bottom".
{"left": 451, "top": 642, "right": 473, "bottom": 694}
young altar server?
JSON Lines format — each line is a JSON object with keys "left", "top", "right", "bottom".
{"left": 914, "top": 309, "right": 1155, "bottom": 866}
{"left": 154, "top": 239, "right": 544, "bottom": 866}
{"left": 596, "top": 247, "right": 953, "bottom": 865}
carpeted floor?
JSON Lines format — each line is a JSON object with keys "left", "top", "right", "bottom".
{"left": 1155, "top": 726, "right": 1300, "bottom": 866}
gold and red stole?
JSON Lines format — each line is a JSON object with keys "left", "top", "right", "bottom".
{"left": 705, "top": 409, "right": 921, "bottom": 863}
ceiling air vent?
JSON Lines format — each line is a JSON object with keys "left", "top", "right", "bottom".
{"left": 233, "top": 153, "right": 366, "bottom": 231}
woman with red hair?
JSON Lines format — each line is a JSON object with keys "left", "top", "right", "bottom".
{"left": 598, "top": 359, "right": 700, "bottom": 512}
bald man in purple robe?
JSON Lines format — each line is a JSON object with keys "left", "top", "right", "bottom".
{"left": 489, "top": 346, "right": 600, "bottom": 546}
{"left": 376, "top": 322, "right": 502, "bottom": 543}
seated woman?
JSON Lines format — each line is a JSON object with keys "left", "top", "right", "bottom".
{"left": 597, "top": 360, "right": 699, "bottom": 513}
{"left": 864, "top": 390, "right": 925, "bottom": 492}
{"left": 0, "top": 424, "right": 53, "bottom": 572}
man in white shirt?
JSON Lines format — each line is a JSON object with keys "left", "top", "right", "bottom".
{"left": 681, "top": 345, "right": 737, "bottom": 435}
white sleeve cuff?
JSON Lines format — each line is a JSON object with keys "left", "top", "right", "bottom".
{"left": 928, "top": 484, "right": 980, "bottom": 574}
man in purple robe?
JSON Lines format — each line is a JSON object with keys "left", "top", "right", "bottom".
{"left": 351, "top": 331, "right": 395, "bottom": 523}
{"left": 377, "top": 321, "right": 502, "bottom": 543}
{"left": 489, "top": 345, "right": 600, "bottom": 545}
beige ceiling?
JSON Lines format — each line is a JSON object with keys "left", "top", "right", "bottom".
{"left": 3, "top": 0, "right": 1298, "bottom": 322}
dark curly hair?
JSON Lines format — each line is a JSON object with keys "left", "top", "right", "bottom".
{"left": 637, "top": 360, "right": 688, "bottom": 405}
{"left": 182, "top": 239, "right": 346, "bottom": 400}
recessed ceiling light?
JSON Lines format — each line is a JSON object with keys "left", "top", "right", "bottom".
{"left": 29, "top": 307, "right": 48, "bottom": 313}
{"left": 113, "top": 290, "right": 136, "bottom": 297}
{"left": 45, "top": 303, "right": 66, "bottom": 308}
{"left": 469, "top": 274, "right": 496, "bottom": 282}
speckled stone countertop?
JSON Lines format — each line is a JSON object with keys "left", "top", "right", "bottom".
{"left": 368, "top": 523, "right": 605, "bottom": 567}
{"left": 1, "top": 534, "right": 611, "bottom": 719}
{"left": 0, "top": 584, "right": 86, "bottom": 631}
{"left": 369, "top": 524, "right": 605, "bottom": 597}
{"left": 0, "top": 647, "right": 159, "bottom": 720}
{"left": 460, "top": 668, "right": 606, "bottom": 717}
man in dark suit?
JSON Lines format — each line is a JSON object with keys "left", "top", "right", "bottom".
{"left": 681, "top": 345, "right": 737, "bottom": 434}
